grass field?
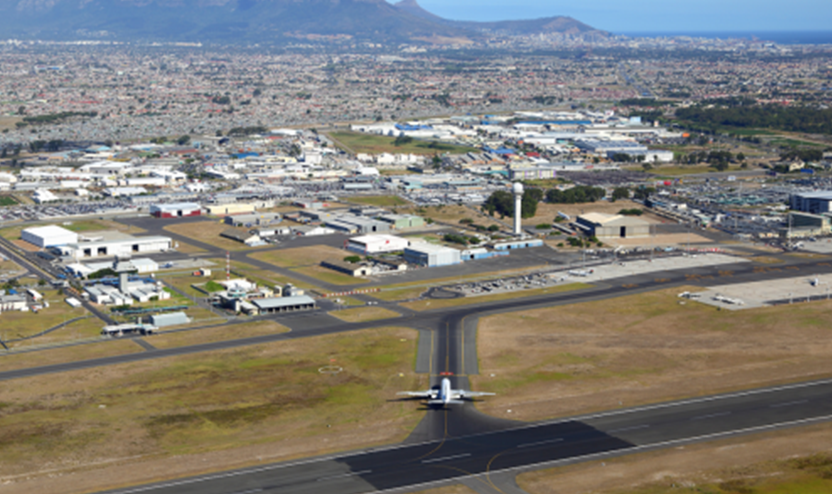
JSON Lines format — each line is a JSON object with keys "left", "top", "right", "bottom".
{"left": 292, "top": 265, "right": 368, "bottom": 286}
{"left": 348, "top": 195, "right": 408, "bottom": 207}
{"left": 330, "top": 306, "right": 401, "bottom": 323}
{"left": 472, "top": 287, "right": 832, "bottom": 422}
{"left": 647, "top": 164, "right": 745, "bottom": 176}
{"left": 0, "top": 339, "right": 139, "bottom": 373}
{"left": 0, "top": 289, "right": 101, "bottom": 346}
{"left": 250, "top": 245, "right": 348, "bottom": 269}
{"left": 150, "top": 321, "right": 289, "bottom": 349}
{"left": 0, "top": 195, "right": 19, "bottom": 206}
{"left": 400, "top": 204, "right": 505, "bottom": 231}
{"left": 401, "top": 283, "right": 590, "bottom": 311}
{"left": 328, "top": 131, "right": 478, "bottom": 155}
{"left": 163, "top": 221, "right": 257, "bottom": 252}
{"left": 0, "top": 327, "right": 425, "bottom": 491}
{"left": 518, "top": 423, "right": 832, "bottom": 494}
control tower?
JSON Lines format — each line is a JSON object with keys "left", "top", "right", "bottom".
{"left": 512, "top": 182, "right": 524, "bottom": 236}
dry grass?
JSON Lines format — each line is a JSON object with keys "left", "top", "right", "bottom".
{"left": 401, "top": 283, "right": 590, "bottom": 311}
{"left": 223, "top": 259, "right": 319, "bottom": 290}
{"left": 292, "top": 265, "right": 368, "bottom": 286}
{"left": 163, "top": 221, "right": 258, "bottom": 252}
{"left": 0, "top": 116, "right": 22, "bottom": 130}
{"left": 0, "top": 327, "right": 425, "bottom": 494}
{"left": 518, "top": 422, "right": 832, "bottom": 494}
{"left": 150, "top": 321, "right": 289, "bottom": 349}
{"left": 473, "top": 286, "right": 832, "bottom": 422}
{"left": 330, "top": 306, "right": 401, "bottom": 323}
{"left": 173, "top": 241, "right": 207, "bottom": 254}
{"left": 347, "top": 195, "right": 408, "bottom": 207}
{"left": 251, "top": 245, "right": 349, "bottom": 268}
{"left": 0, "top": 289, "right": 100, "bottom": 346}
{"left": 400, "top": 204, "right": 505, "bottom": 230}
{"left": 0, "top": 340, "right": 139, "bottom": 373}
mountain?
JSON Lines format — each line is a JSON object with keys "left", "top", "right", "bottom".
{"left": 0, "top": 0, "right": 603, "bottom": 44}
{"left": 393, "top": 0, "right": 604, "bottom": 37}
{"left": 0, "top": 0, "right": 474, "bottom": 43}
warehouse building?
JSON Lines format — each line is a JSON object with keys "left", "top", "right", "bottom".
{"left": 377, "top": 214, "right": 425, "bottom": 230}
{"left": 63, "top": 236, "right": 173, "bottom": 260}
{"left": 790, "top": 192, "right": 832, "bottom": 214}
{"left": 221, "top": 228, "right": 263, "bottom": 246}
{"left": 150, "top": 203, "right": 202, "bottom": 218}
{"left": 575, "top": 213, "right": 650, "bottom": 239}
{"left": 321, "top": 259, "right": 372, "bottom": 277}
{"left": 149, "top": 312, "right": 191, "bottom": 327}
{"left": 205, "top": 203, "right": 257, "bottom": 216}
{"left": 347, "top": 234, "right": 410, "bottom": 254}
{"left": 404, "top": 243, "right": 461, "bottom": 267}
{"left": 224, "top": 212, "right": 281, "bottom": 227}
{"left": 22, "top": 225, "right": 79, "bottom": 248}
{"left": 252, "top": 295, "right": 316, "bottom": 314}
{"left": 782, "top": 212, "right": 832, "bottom": 238}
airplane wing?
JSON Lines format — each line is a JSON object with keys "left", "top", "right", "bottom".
{"left": 397, "top": 391, "right": 434, "bottom": 398}
{"left": 429, "top": 399, "right": 464, "bottom": 405}
{"left": 455, "top": 390, "right": 496, "bottom": 399}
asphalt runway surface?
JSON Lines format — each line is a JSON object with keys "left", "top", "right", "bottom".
{"left": 100, "top": 378, "right": 832, "bottom": 494}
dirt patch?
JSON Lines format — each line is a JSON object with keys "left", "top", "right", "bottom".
{"left": 0, "top": 327, "right": 424, "bottom": 494}
{"left": 292, "top": 265, "right": 369, "bottom": 286}
{"left": 330, "top": 307, "right": 401, "bottom": 323}
{"left": 518, "top": 422, "right": 832, "bottom": 494}
{"left": 473, "top": 287, "right": 832, "bottom": 422}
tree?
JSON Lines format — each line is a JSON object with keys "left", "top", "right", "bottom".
{"left": 177, "top": 135, "right": 191, "bottom": 146}
{"left": 17, "top": 106, "right": 25, "bottom": 115}
{"left": 736, "top": 152, "right": 745, "bottom": 162}
{"left": 611, "top": 187, "right": 630, "bottom": 202}
{"left": 37, "top": 278, "right": 47, "bottom": 287}
{"left": 546, "top": 186, "right": 605, "bottom": 204}
{"left": 393, "top": 135, "right": 413, "bottom": 146}
{"left": 633, "top": 186, "right": 656, "bottom": 201}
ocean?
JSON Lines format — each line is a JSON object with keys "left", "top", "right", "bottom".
{"left": 619, "top": 31, "right": 832, "bottom": 45}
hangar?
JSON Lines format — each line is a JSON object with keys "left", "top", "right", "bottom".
{"left": 63, "top": 236, "right": 173, "bottom": 260}
{"left": 252, "top": 296, "right": 316, "bottom": 314}
{"left": 575, "top": 213, "right": 650, "bottom": 239}
{"left": 347, "top": 234, "right": 410, "bottom": 254}
{"left": 404, "top": 243, "right": 461, "bottom": 267}
{"left": 150, "top": 203, "right": 202, "bottom": 218}
{"left": 22, "top": 225, "right": 79, "bottom": 248}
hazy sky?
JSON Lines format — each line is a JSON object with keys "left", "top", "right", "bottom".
{"left": 398, "top": 0, "right": 832, "bottom": 32}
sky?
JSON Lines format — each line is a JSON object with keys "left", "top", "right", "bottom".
{"left": 395, "top": 0, "right": 832, "bottom": 33}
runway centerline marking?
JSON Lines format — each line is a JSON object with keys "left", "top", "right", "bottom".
{"left": 608, "top": 424, "right": 650, "bottom": 433}
{"left": 771, "top": 400, "right": 809, "bottom": 408}
{"left": 316, "top": 470, "right": 371, "bottom": 481}
{"left": 229, "top": 490, "right": 262, "bottom": 494}
{"left": 518, "top": 438, "right": 564, "bottom": 448}
{"left": 422, "top": 453, "right": 471, "bottom": 464}
{"left": 692, "top": 411, "right": 731, "bottom": 421}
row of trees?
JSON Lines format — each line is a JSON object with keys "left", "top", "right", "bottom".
{"left": 545, "top": 185, "right": 606, "bottom": 204}
{"left": 675, "top": 104, "right": 832, "bottom": 135}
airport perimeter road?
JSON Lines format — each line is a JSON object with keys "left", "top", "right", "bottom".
{"left": 101, "top": 378, "right": 832, "bottom": 494}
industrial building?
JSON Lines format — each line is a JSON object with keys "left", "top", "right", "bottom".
{"left": 65, "top": 258, "right": 159, "bottom": 277}
{"left": 404, "top": 243, "right": 461, "bottom": 267}
{"left": 783, "top": 212, "right": 832, "bottom": 238}
{"left": 0, "top": 294, "right": 27, "bottom": 312}
{"left": 224, "top": 212, "right": 281, "bottom": 227}
{"left": 221, "top": 228, "right": 263, "bottom": 246}
{"left": 252, "top": 295, "right": 316, "bottom": 314}
{"left": 150, "top": 203, "right": 202, "bottom": 218}
{"left": 321, "top": 259, "right": 373, "bottom": 277}
{"left": 508, "top": 167, "right": 557, "bottom": 181}
{"left": 491, "top": 239, "right": 545, "bottom": 250}
{"left": 205, "top": 203, "right": 257, "bottom": 216}
{"left": 347, "top": 234, "right": 410, "bottom": 254}
{"left": 149, "top": 312, "right": 191, "bottom": 327}
{"left": 62, "top": 236, "right": 173, "bottom": 260}
{"left": 790, "top": 192, "right": 832, "bottom": 214}
{"left": 377, "top": 214, "right": 425, "bottom": 230}
{"left": 575, "top": 213, "right": 650, "bottom": 239}
{"left": 22, "top": 225, "right": 79, "bottom": 248}
{"left": 325, "top": 215, "right": 390, "bottom": 234}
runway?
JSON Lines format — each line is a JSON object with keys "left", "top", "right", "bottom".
{"left": 100, "top": 378, "right": 832, "bottom": 494}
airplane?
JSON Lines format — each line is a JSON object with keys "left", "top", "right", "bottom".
{"left": 397, "top": 378, "right": 495, "bottom": 407}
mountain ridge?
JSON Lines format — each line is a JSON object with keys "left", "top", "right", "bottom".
{"left": 0, "top": 0, "right": 605, "bottom": 44}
